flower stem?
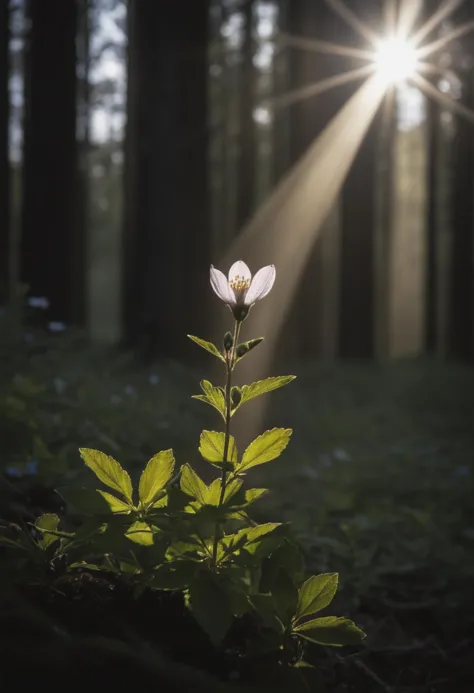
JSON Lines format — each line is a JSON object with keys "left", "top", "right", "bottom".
{"left": 211, "top": 320, "right": 240, "bottom": 567}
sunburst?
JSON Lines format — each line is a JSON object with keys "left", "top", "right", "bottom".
{"left": 271, "top": 0, "right": 474, "bottom": 121}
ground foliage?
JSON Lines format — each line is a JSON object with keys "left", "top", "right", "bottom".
{"left": 1, "top": 307, "right": 473, "bottom": 691}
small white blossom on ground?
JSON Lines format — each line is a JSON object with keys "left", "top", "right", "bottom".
{"left": 210, "top": 260, "right": 275, "bottom": 321}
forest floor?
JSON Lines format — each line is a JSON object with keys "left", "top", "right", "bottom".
{"left": 1, "top": 326, "right": 474, "bottom": 692}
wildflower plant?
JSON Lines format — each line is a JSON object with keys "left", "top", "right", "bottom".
{"left": 0, "top": 261, "right": 366, "bottom": 684}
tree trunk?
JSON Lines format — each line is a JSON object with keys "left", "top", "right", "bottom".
{"left": 448, "top": 84, "right": 474, "bottom": 359}
{"left": 236, "top": 0, "right": 256, "bottom": 229}
{"left": 20, "top": 0, "right": 79, "bottom": 324}
{"left": 123, "top": 0, "right": 210, "bottom": 358}
{"left": 0, "top": 0, "right": 9, "bottom": 305}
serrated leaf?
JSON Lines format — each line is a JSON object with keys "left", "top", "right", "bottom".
{"left": 235, "top": 376, "right": 296, "bottom": 412}
{"left": 222, "top": 478, "right": 243, "bottom": 504}
{"left": 293, "top": 616, "right": 367, "bottom": 646}
{"left": 295, "top": 573, "right": 338, "bottom": 621}
{"left": 139, "top": 449, "right": 175, "bottom": 506}
{"left": 187, "top": 335, "right": 225, "bottom": 362}
{"left": 192, "top": 380, "right": 227, "bottom": 420}
{"left": 79, "top": 448, "right": 133, "bottom": 504}
{"left": 180, "top": 464, "right": 208, "bottom": 504}
{"left": 125, "top": 521, "right": 154, "bottom": 546}
{"left": 205, "top": 478, "right": 222, "bottom": 506}
{"left": 97, "top": 490, "right": 133, "bottom": 514}
{"left": 240, "top": 428, "right": 292, "bottom": 471}
{"left": 188, "top": 573, "right": 234, "bottom": 645}
{"left": 35, "top": 513, "right": 60, "bottom": 550}
{"left": 199, "top": 431, "right": 238, "bottom": 467}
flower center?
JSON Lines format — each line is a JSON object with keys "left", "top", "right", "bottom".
{"left": 229, "top": 274, "right": 251, "bottom": 295}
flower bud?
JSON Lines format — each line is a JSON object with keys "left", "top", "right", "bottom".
{"left": 236, "top": 343, "right": 249, "bottom": 359}
{"left": 223, "top": 331, "right": 234, "bottom": 352}
{"left": 231, "top": 386, "right": 242, "bottom": 407}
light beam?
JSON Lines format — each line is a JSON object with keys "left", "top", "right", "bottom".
{"left": 213, "top": 76, "right": 386, "bottom": 446}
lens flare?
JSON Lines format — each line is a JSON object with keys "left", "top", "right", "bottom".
{"left": 374, "top": 37, "right": 419, "bottom": 84}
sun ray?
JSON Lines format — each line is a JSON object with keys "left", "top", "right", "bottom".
{"left": 418, "top": 20, "right": 474, "bottom": 59}
{"left": 214, "top": 76, "right": 386, "bottom": 445}
{"left": 412, "top": 0, "right": 464, "bottom": 46}
{"left": 396, "top": 0, "right": 423, "bottom": 39}
{"left": 278, "top": 32, "right": 374, "bottom": 62}
{"left": 384, "top": 0, "right": 398, "bottom": 37}
{"left": 412, "top": 72, "right": 474, "bottom": 124}
{"left": 267, "top": 65, "right": 374, "bottom": 111}
{"left": 325, "top": 0, "right": 380, "bottom": 46}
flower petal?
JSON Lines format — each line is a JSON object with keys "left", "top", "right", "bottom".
{"left": 210, "top": 266, "right": 234, "bottom": 304}
{"left": 245, "top": 265, "right": 276, "bottom": 305}
{"left": 228, "top": 260, "right": 252, "bottom": 284}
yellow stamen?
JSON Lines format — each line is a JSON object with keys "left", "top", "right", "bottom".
{"left": 230, "top": 274, "right": 251, "bottom": 292}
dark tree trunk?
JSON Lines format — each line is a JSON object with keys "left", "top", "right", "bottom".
{"left": 123, "top": 0, "right": 210, "bottom": 358}
{"left": 236, "top": 0, "right": 256, "bottom": 229}
{"left": 448, "top": 78, "right": 474, "bottom": 360}
{"left": 0, "top": 0, "right": 9, "bottom": 305}
{"left": 20, "top": 0, "right": 79, "bottom": 324}
{"left": 425, "top": 97, "right": 440, "bottom": 353}
{"left": 446, "top": 0, "right": 474, "bottom": 360}
{"left": 338, "top": 0, "right": 382, "bottom": 359}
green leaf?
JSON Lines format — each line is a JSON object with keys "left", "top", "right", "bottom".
{"left": 125, "top": 521, "right": 154, "bottom": 546}
{"left": 272, "top": 569, "right": 298, "bottom": 624}
{"left": 139, "top": 449, "right": 175, "bottom": 506}
{"left": 234, "top": 376, "right": 296, "bottom": 412}
{"left": 222, "top": 478, "right": 243, "bottom": 504}
{"left": 97, "top": 490, "right": 133, "bottom": 514}
{"left": 180, "top": 464, "right": 208, "bottom": 504}
{"left": 192, "top": 380, "right": 227, "bottom": 420}
{"left": 240, "top": 428, "right": 292, "bottom": 471}
{"left": 187, "top": 335, "right": 225, "bottom": 362}
{"left": 199, "top": 431, "right": 238, "bottom": 467}
{"left": 250, "top": 594, "right": 285, "bottom": 634}
{"left": 79, "top": 448, "right": 133, "bottom": 504}
{"left": 293, "top": 616, "right": 367, "bottom": 647}
{"left": 58, "top": 486, "right": 113, "bottom": 515}
{"left": 295, "top": 573, "right": 338, "bottom": 621}
{"left": 149, "top": 560, "right": 197, "bottom": 590}
{"left": 35, "top": 513, "right": 60, "bottom": 550}
{"left": 188, "top": 573, "right": 234, "bottom": 645}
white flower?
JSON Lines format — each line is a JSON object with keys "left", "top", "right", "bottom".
{"left": 210, "top": 260, "right": 276, "bottom": 321}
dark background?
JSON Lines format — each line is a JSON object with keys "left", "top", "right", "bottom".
{"left": 1, "top": 1, "right": 474, "bottom": 691}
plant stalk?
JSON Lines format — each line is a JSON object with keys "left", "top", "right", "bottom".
{"left": 211, "top": 319, "right": 240, "bottom": 566}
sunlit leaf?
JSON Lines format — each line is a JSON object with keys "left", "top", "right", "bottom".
{"left": 139, "top": 449, "right": 175, "bottom": 506}
{"left": 192, "top": 380, "right": 226, "bottom": 420}
{"left": 180, "top": 464, "right": 208, "bottom": 504}
{"left": 233, "top": 376, "right": 296, "bottom": 412}
{"left": 240, "top": 428, "right": 292, "bottom": 471}
{"left": 35, "top": 513, "right": 60, "bottom": 550}
{"left": 293, "top": 616, "right": 367, "bottom": 646}
{"left": 125, "top": 521, "right": 154, "bottom": 546}
{"left": 97, "top": 490, "right": 133, "bottom": 514}
{"left": 295, "top": 573, "right": 338, "bottom": 621}
{"left": 187, "top": 335, "right": 225, "bottom": 362}
{"left": 199, "top": 431, "right": 238, "bottom": 467}
{"left": 79, "top": 448, "right": 133, "bottom": 503}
